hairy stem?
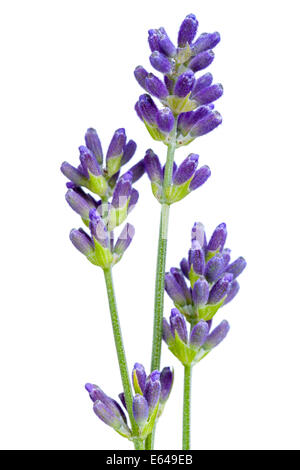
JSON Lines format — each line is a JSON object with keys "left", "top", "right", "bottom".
{"left": 182, "top": 364, "right": 192, "bottom": 450}
{"left": 103, "top": 267, "right": 141, "bottom": 450}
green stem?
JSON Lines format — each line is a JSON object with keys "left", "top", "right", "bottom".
{"left": 182, "top": 364, "right": 192, "bottom": 450}
{"left": 103, "top": 267, "right": 141, "bottom": 450}
{"left": 145, "top": 119, "right": 177, "bottom": 450}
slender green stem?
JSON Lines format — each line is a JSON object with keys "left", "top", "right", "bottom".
{"left": 145, "top": 119, "right": 178, "bottom": 450}
{"left": 182, "top": 365, "right": 192, "bottom": 450}
{"left": 103, "top": 267, "right": 142, "bottom": 450}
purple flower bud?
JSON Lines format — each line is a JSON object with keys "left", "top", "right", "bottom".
{"left": 207, "top": 223, "right": 227, "bottom": 252}
{"left": 208, "top": 273, "right": 233, "bottom": 304}
{"left": 190, "top": 111, "right": 222, "bottom": 137}
{"left": 160, "top": 367, "right": 174, "bottom": 403}
{"left": 134, "top": 66, "right": 148, "bottom": 90}
{"left": 135, "top": 101, "right": 143, "bottom": 121}
{"left": 189, "top": 50, "right": 215, "bottom": 72}
{"left": 118, "top": 392, "right": 127, "bottom": 410}
{"left": 170, "top": 268, "right": 192, "bottom": 303}
{"left": 157, "top": 27, "right": 176, "bottom": 57}
{"left": 156, "top": 108, "right": 175, "bottom": 133}
{"left": 145, "top": 73, "right": 169, "bottom": 99}
{"left": 114, "top": 223, "right": 135, "bottom": 256}
{"left": 205, "top": 254, "right": 225, "bottom": 283}
{"left": 121, "top": 140, "right": 137, "bottom": 165}
{"left": 128, "top": 188, "right": 139, "bottom": 213}
{"left": 174, "top": 71, "right": 196, "bottom": 98}
{"left": 193, "top": 83, "right": 223, "bottom": 106}
{"left": 189, "top": 320, "right": 209, "bottom": 348}
{"left": 148, "top": 29, "right": 161, "bottom": 52}
{"left": 85, "top": 128, "right": 103, "bottom": 165}
{"left": 191, "top": 222, "right": 207, "bottom": 248}
{"left": 164, "top": 75, "right": 174, "bottom": 94}
{"left": 192, "top": 32, "right": 221, "bottom": 55}
{"left": 165, "top": 272, "right": 187, "bottom": 306}
{"left": 111, "top": 172, "right": 132, "bottom": 208}
{"left": 85, "top": 384, "right": 128, "bottom": 425}
{"left": 189, "top": 243, "right": 205, "bottom": 274}
{"left": 150, "top": 51, "right": 172, "bottom": 74}
{"left": 226, "top": 257, "right": 247, "bottom": 279}
{"left": 138, "top": 94, "right": 159, "bottom": 126}
{"left": 170, "top": 308, "right": 188, "bottom": 343}
{"left": 106, "top": 128, "right": 126, "bottom": 162}
{"left": 178, "top": 14, "right": 198, "bottom": 47}
{"left": 69, "top": 228, "right": 94, "bottom": 256}
{"left": 173, "top": 154, "right": 199, "bottom": 185}
{"left": 192, "top": 278, "right": 210, "bottom": 307}
{"left": 203, "top": 320, "right": 230, "bottom": 350}
{"left": 128, "top": 160, "right": 145, "bottom": 183}
{"left": 144, "top": 372, "right": 161, "bottom": 413}
{"left": 191, "top": 73, "right": 213, "bottom": 97}
{"left": 178, "top": 107, "right": 211, "bottom": 136}
{"left": 133, "top": 394, "right": 149, "bottom": 426}
{"left": 61, "top": 161, "right": 86, "bottom": 186}
{"left": 180, "top": 258, "right": 190, "bottom": 279}
{"left": 223, "top": 280, "right": 240, "bottom": 305}
{"left": 144, "top": 149, "right": 163, "bottom": 183}
{"left": 85, "top": 383, "right": 108, "bottom": 403}
{"left": 189, "top": 165, "right": 211, "bottom": 191}
{"left": 132, "top": 363, "right": 147, "bottom": 394}
{"left": 65, "top": 188, "right": 96, "bottom": 220}
{"left": 79, "top": 146, "right": 101, "bottom": 176}
{"left": 222, "top": 248, "right": 231, "bottom": 269}
{"left": 162, "top": 318, "right": 174, "bottom": 345}
{"left": 89, "top": 208, "right": 109, "bottom": 248}
{"left": 93, "top": 400, "right": 118, "bottom": 427}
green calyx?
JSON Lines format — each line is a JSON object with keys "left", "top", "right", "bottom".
{"left": 167, "top": 331, "right": 210, "bottom": 367}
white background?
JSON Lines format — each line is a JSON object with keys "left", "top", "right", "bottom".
{"left": 0, "top": 0, "right": 299, "bottom": 450}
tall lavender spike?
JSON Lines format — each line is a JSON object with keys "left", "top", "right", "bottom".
{"left": 79, "top": 146, "right": 101, "bottom": 177}
{"left": 69, "top": 228, "right": 94, "bottom": 256}
{"left": 145, "top": 73, "right": 169, "bottom": 99}
{"left": 207, "top": 223, "right": 227, "bottom": 252}
{"left": 189, "top": 165, "right": 211, "bottom": 191}
{"left": 170, "top": 308, "right": 188, "bottom": 343}
{"left": 223, "top": 280, "right": 240, "bottom": 305}
{"left": 121, "top": 140, "right": 137, "bottom": 165}
{"left": 173, "top": 154, "right": 199, "bottom": 185}
{"left": 189, "top": 50, "right": 215, "bottom": 72}
{"left": 156, "top": 108, "right": 175, "bottom": 133}
{"left": 144, "top": 372, "right": 161, "bottom": 413}
{"left": 85, "top": 128, "right": 103, "bottom": 165}
{"left": 208, "top": 273, "right": 233, "bottom": 304}
{"left": 205, "top": 254, "right": 225, "bottom": 283}
{"left": 190, "top": 111, "right": 223, "bottom": 137}
{"left": 225, "top": 257, "right": 247, "bottom": 279}
{"left": 192, "top": 278, "right": 210, "bottom": 307}
{"left": 144, "top": 149, "right": 163, "bottom": 183}
{"left": 192, "top": 32, "right": 221, "bottom": 55}
{"left": 189, "top": 320, "right": 210, "bottom": 348}
{"left": 150, "top": 51, "right": 172, "bottom": 74}
{"left": 133, "top": 395, "right": 149, "bottom": 426}
{"left": 160, "top": 367, "right": 174, "bottom": 404}
{"left": 132, "top": 363, "right": 147, "bottom": 394}
{"left": 165, "top": 272, "right": 187, "bottom": 306}
{"left": 203, "top": 320, "right": 230, "bottom": 350}
{"left": 174, "top": 71, "right": 196, "bottom": 98}
{"left": 114, "top": 223, "right": 135, "bottom": 256}
{"left": 89, "top": 208, "right": 109, "bottom": 248}
{"left": 178, "top": 14, "right": 199, "bottom": 47}
{"left": 193, "top": 83, "right": 223, "bottom": 106}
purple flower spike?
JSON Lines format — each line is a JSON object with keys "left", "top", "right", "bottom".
{"left": 65, "top": 188, "right": 96, "bottom": 220}
{"left": 189, "top": 50, "right": 215, "bottom": 72}
{"left": 203, "top": 320, "right": 230, "bottom": 350}
{"left": 162, "top": 318, "right": 174, "bottom": 345}
{"left": 157, "top": 27, "right": 176, "bottom": 57}
{"left": 178, "top": 13, "right": 199, "bottom": 47}
{"left": 144, "top": 372, "right": 161, "bottom": 413}
{"left": 165, "top": 272, "right": 187, "bottom": 306}
{"left": 111, "top": 172, "right": 132, "bottom": 208}
{"left": 134, "top": 65, "right": 148, "bottom": 90}
{"left": 138, "top": 94, "right": 159, "bottom": 126}
{"left": 144, "top": 149, "right": 163, "bottom": 183}
{"left": 170, "top": 308, "right": 188, "bottom": 343}
{"left": 150, "top": 51, "right": 172, "bottom": 74}
{"left": 193, "top": 83, "right": 223, "bottom": 106}
{"left": 192, "top": 278, "right": 210, "bottom": 307}
{"left": 85, "top": 128, "right": 103, "bottom": 165}
{"left": 190, "top": 111, "right": 222, "bottom": 137}
{"left": 191, "top": 73, "right": 213, "bottom": 97}
{"left": 160, "top": 367, "right": 174, "bottom": 404}
{"left": 114, "top": 223, "right": 135, "bottom": 256}
{"left": 192, "top": 32, "right": 221, "bottom": 55}
{"left": 89, "top": 208, "right": 109, "bottom": 248}
{"left": 79, "top": 146, "right": 101, "bottom": 177}
{"left": 132, "top": 363, "right": 147, "bottom": 394}
{"left": 223, "top": 280, "right": 240, "bottom": 305}
{"left": 121, "top": 140, "right": 137, "bottom": 166}
{"left": 145, "top": 73, "right": 169, "bottom": 99}
{"left": 128, "top": 160, "right": 145, "bottom": 183}
{"left": 205, "top": 254, "right": 225, "bottom": 283}
{"left": 180, "top": 257, "right": 190, "bottom": 279}
{"left": 106, "top": 128, "right": 126, "bottom": 162}
{"left": 208, "top": 273, "right": 233, "bottom": 304}
{"left": 189, "top": 165, "right": 211, "bottom": 191}
{"left": 156, "top": 108, "right": 175, "bottom": 133}
{"left": 70, "top": 228, "right": 94, "bottom": 256}
{"left": 226, "top": 257, "right": 247, "bottom": 279}
{"left": 133, "top": 394, "right": 149, "bottom": 425}
{"left": 173, "top": 154, "right": 199, "bottom": 185}
{"left": 174, "top": 71, "right": 196, "bottom": 98}
{"left": 189, "top": 320, "right": 209, "bottom": 348}
{"left": 207, "top": 223, "right": 227, "bottom": 252}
